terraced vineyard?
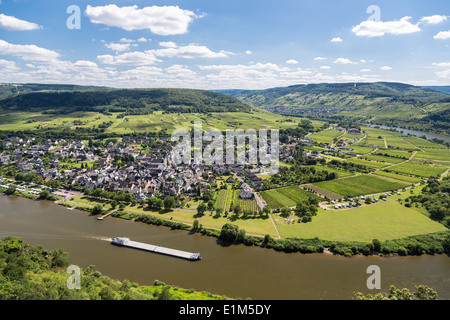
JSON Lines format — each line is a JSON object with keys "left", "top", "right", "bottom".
{"left": 215, "top": 188, "right": 259, "bottom": 212}
{"left": 215, "top": 188, "right": 234, "bottom": 212}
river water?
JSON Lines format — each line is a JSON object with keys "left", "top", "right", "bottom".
{"left": 364, "top": 124, "right": 450, "bottom": 143}
{"left": 0, "top": 194, "right": 449, "bottom": 300}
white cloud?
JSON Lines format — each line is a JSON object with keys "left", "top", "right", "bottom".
{"left": 380, "top": 66, "right": 392, "bottom": 70}
{"left": 431, "top": 62, "right": 450, "bottom": 78}
{"left": 98, "top": 51, "right": 161, "bottom": 66}
{"left": 245, "top": 50, "right": 252, "bottom": 55}
{"left": 0, "top": 58, "right": 18, "bottom": 71}
{"left": 105, "top": 42, "right": 131, "bottom": 52}
{"left": 334, "top": 58, "right": 357, "bottom": 65}
{"left": 165, "top": 64, "right": 197, "bottom": 78}
{"left": 432, "top": 62, "right": 450, "bottom": 67}
{"left": 159, "top": 41, "right": 178, "bottom": 48}
{"left": 420, "top": 15, "right": 448, "bottom": 25}
{"left": 0, "top": 13, "right": 42, "bottom": 31}
{"left": 98, "top": 43, "right": 231, "bottom": 66}
{"left": 73, "top": 60, "right": 99, "bottom": 69}
{"left": 314, "top": 57, "right": 326, "bottom": 61}
{"left": 360, "top": 69, "right": 371, "bottom": 72}
{"left": 138, "top": 37, "right": 150, "bottom": 42}
{"left": 434, "top": 30, "right": 450, "bottom": 40}
{"left": 286, "top": 59, "right": 298, "bottom": 65}
{"left": 352, "top": 16, "right": 421, "bottom": 37}
{"left": 0, "top": 39, "right": 59, "bottom": 62}
{"left": 330, "top": 37, "right": 343, "bottom": 42}
{"left": 153, "top": 44, "right": 231, "bottom": 59}
{"left": 119, "top": 38, "right": 135, "bottom": 43}
{"left": 85, "top": 5, "right": 200, "bottom": 36}
{"left": 320, "top": 66, "right": 331, "bottom": 69}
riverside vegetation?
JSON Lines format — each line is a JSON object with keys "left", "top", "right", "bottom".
{"left": 0, "top": 236, "right": 233, "bottom": 300}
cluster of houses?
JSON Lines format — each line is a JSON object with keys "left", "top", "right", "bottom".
{"left": 1, "top": 135, "right": 266, "bottom": 203}
{"left": 301, "top": 128, "right": 363, "bottom": 158}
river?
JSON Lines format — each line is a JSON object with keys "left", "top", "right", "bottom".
{"left": 0, "top": 194, "right": 449, "bottom": 300}
{"left": 364, "top": 124, "right": 450, "bottom": 143}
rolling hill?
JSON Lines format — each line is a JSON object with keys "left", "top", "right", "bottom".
{"left": 222, "top": 82, "right": 450, "bottom": 135}
{"left": 0, "top": 87, "right": 251, "bottom": 115}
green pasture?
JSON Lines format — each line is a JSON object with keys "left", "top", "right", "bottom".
{"left": 276, "top": 201, "right": 447, "bottom": 242}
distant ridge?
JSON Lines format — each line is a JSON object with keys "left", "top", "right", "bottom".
{"left": 220, "top": 82, "right": 450, "bottom": 135}
{"left": 423, "top": 86, "right": 450, "bottom": 95}
{"left": 0, "top": 87, "right": 251, "bottom": 115}
{"left": 0, "top": 83, "right": 111, "bottom": 99}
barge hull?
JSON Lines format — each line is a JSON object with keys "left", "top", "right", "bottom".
{"left": 111, "top": 238, "right": 201, "bottom": 261}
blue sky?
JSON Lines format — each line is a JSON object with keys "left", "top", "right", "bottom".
{"left": 0, "top": 0, "right": 450, "bottom": 89}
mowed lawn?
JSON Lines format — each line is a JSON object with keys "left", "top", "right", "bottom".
{"left": 276, "top": 201, "right": 448, "bottom": 242}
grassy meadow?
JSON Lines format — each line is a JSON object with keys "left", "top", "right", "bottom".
{"left": 276, "top": 201, "right": 447, "bottom": 242}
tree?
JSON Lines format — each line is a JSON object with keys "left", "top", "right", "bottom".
{"left": 92, "top": 204, "right": 103, "bottom": 215}
{"left": 148, "top": 197, "right": 163, "bottom": 211}
{"left": 110, "top": 200, "right": 118, "bottom": 210}
{"left": 39, "top": 190, "right": 51, "bottom": 200}
{"left": 163, "top": 197, "right": 175, "bottom": 210}
{"left": 49, "top": 248, "right": 70, "bottom": 268}
{"left": 372, "top": 239, "right": 382, "bottom": 252}
{"left": 5, "top": 185, "right": 16, "bottom": 195}
{"left": 280, "top": 207, "right": 291, "bottom": 218}
{"left": 295, "top": 202, "right": 308, "bottom": 217}
{"left": 219, "top": 223, "right": 239, "bottom": 242}
{"left": 207, "top": 200, "right": 215, "bottom": 213}
{"left": 197, "top": 202, "right": 207, "bottom": 216}
{"left": 236, "top": 229, "right": 246, "bottom": 243}
{"left": 192, "top": 219, "right": 200, "bottom": 231}
{"left": 355, "top": 285, "right": 438, "bottom": 300}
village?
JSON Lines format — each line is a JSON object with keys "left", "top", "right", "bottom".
{"left": 0, "top": 134, "right": 290, "bottom": 205}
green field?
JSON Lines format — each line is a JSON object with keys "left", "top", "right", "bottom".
{"left": 363, "top": 154, "right": 406, "bottom": 164}
{"left": 309, "top": 129, "right": 344, "bottom": 144}
{"left": 0, "top": 109, "right": 323, "bottom": 134}
{"left": 313, "top": 175, "right": 410, "bottom": 198}
{"left": 276, "top": 201, "right": 448, "bottom": 242}
{"left": 414, "top": 148, "right": 450, "bottom": 164}
{"left": 261, "top": 186, "right": 321, "bottom": 209}
{"left": 348, "top": 146, "right": 375, "bottom": 155}
{"left": 372, "top": 171, "right": 423, "bottom": 183}
{"left": 386, "top": 161, "right": 448, "bottom": 178}
{"left": 344, "top": 158, "right": 391, "bottom": 169}
{"left": 309, "top": 165, "right": 355, "bottom": 177}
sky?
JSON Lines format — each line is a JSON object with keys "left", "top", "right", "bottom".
{"left": 0, "top": 0, "right": 450, "bottom": 90}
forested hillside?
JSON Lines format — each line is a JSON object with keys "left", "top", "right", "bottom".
{"left": 0, "top": 88, "right": 251, "bottom": 115}
{"left": 0, "top": 83, "right": 110, "bottom": 99}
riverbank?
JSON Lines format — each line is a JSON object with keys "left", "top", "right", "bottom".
{"left": 56, "top": 193, "right": 450, "bottom": 258}
{"left": 2, "top": 183, "right": 449, "bottom": 258}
